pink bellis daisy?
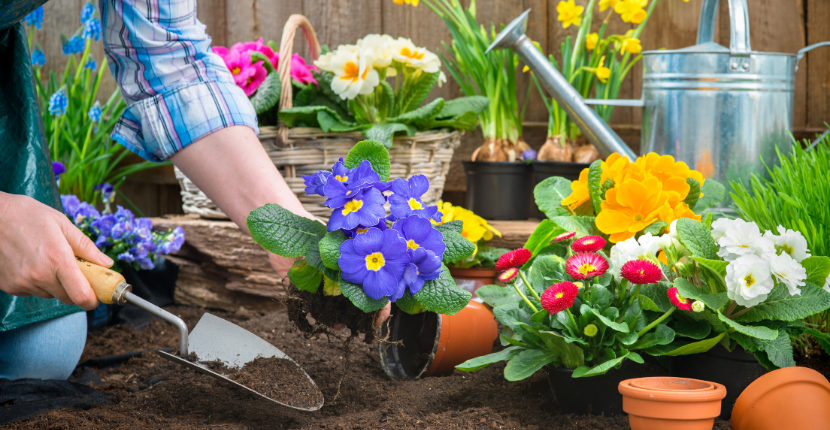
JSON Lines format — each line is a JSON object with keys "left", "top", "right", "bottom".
{"left": 620, "top": 259, "right": 663, "bottom": 285}
{"left": 498, "top": 267, "right": 519, "bottom": 283}
{"left": 667, "top": 287, "right": 693, "bottom": 311}
{"left": 554, "top": 231, "right": 577, "bottom": 242}
{"left": 541, "top": 282, "right": 580, "bottom": 315}
{"left": 496, "top": 248, "right": 532, "bottom": 272}
{"left": 572, "top": 235, "right": 607, "bottom": 253}
{"left": 565, "top": 253, "right": 609, "bottom": 280}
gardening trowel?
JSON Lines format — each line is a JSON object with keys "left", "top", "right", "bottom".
{"left": 76, "top": 257, "right": 324, "bottom": 411}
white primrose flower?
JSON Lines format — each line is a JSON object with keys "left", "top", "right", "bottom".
{"left": 824, "top": 274, "right": 830, "bottom": 294}
{"left": 315, "top": 44, "right": 359, "bottom": 73}
{"left": 764, "top": 252, "right": 807, "bottom": 296}
{"left": 717, "top": 220, "right": 774, "bottom": 262}
{"left": 329, "top": 47, "right": 380, "bottom": 100}
{"left": 609, "top": 233, "right": 660, "bottom": 281}
{"left": 357, "top": 34, "right": 394, "bottom": 69}
{"left": 764, "top": 225, "right": 811, "bottom": 263}
{"left": 725, "top": 254, "right": 776, "bottom": 307}
{"left": 390, "top": 37, "right": 441, "bottom": 73}
{"left": 711, "top": 217, "right": 742, "bottom": 241}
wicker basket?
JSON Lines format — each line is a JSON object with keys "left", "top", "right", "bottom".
{"left": 175, "top": 14, "right": 461, "bottom": 219}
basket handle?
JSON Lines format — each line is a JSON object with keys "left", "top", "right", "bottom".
{"left": 277, "top": 14, "right": 321, "bottom": 143}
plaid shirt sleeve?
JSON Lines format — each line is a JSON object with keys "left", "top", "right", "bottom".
{"left": 100, "top": 0, "right": 258, "bottom": 162}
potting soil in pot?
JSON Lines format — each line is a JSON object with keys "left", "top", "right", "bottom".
{"left": 200, "top": 356, "right": 323, "bottom": 409}
{"left": 7, "top": 304, "right": 748, "bottom": 429}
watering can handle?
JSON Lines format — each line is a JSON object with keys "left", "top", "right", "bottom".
{"left": 697, "top": 0, "right": 751, "bottom": 68}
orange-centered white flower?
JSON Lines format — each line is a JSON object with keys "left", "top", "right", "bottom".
{"left": 329, "top": 47, "right": 380, "bottom": 100}
{"left": 391, "top": 37, "right": 440, "bottom": 73}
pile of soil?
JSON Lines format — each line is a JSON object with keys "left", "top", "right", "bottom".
{"left": 285, "top": 284, "right": 377, "bottom": 344}
{"left": 202, "top": 356, "right": 323, "bottom": 409}
{"left": 11, "top": 304, "right": 825, "bottom": 429}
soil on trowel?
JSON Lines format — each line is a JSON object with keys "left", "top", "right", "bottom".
{"left": 202, "top": 356, "right": 323, "bottom": 409}
{"left": 5, "top": 304, "right": 752, "bottom": 429}
{"left": 285, "top": 282, "right": 377, "bottom": 344}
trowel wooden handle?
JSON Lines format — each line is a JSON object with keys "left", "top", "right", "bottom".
{"left": 75, "top": 257, "right": 131, "bottom": 305}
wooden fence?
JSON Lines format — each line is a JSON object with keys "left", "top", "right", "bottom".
{"left": 33, "top": 0, "right": 830, "bottom": 214}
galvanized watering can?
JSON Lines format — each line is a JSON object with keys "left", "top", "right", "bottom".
{"left": 490, "top": 0, "right": 829, "bottom": 210}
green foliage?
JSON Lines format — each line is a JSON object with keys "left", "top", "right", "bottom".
{"left": 717, "top": 312, "right": 779, "bottom": 340}
{"left": 456, "top": 347, "right": 522, "bottom": 372}
{"left": 344, "top": 140, "right": 392, "bottom": 182}
{"left": 803, "top": 256, "right": 830, "bottom": 286}
{"left": 247, "top": 204, "right": 326, "bottom": 258}
{"left": 676, "top": 218, "right": 719, "bottom": 260}
{"left": 250, "top": 72, "right": 281, "bottom": 115}
{"left": 646, "top": 332, "right": 726, "bottom": 356}
{"left": 413, "top": 265, "right": 472, "bottom": 315}
{"left": 319, "top": 230, "right": 348, "bottom": 271}
{"left": 534, "top": 177, "right": 572, "bottom": 219}
{"left": 733, "top": 283, "right": 830, "bottom": 323}
{"left": 475, "top": 285, "right": 519, "bottom": 308}
{"left": 288, "top": 260, "right": 322, "bottom": 293}
{"left": 504, "top": 349, "right": 558, "bottom": 381}
{"left": 523, "top": 220, "right": 563, "bottom": 257}
{"left": 587, "top": 160, "right": 604, "bottom": 214}
{"left": 438, "top": 228, "right": 477, "bottom": 265}
{"left": 673, "top": 278, "right": 729, "bottom": 311}
{"left": 684, "top": 178, "right": 701, "bottom": 209}
{"left": 694, "top": 179, "right": 726, "bottom": 212}
{"left": 363, "top": 123, "right": 415, "bottom": 148}
{"left": 338, "top": 275, "right": 389, "bottom": 313}
{"left": 395, "top": 292, "right": 426, "bottom": 315}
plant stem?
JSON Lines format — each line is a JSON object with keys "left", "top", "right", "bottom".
{"left": 511, "top": 281, "right": 538, "bottom": 313}
{"left": 566, "top": 308, "right": 579, "bottom": 334}
{"left": 638, "top": 307, "right": 675, "bottom": 337}
{"left": 517, "top": 269, "right": 541, "bottom": 302}
{"left": 729, "top": 306, "right": 754, "bottom": 320}
{"left": 628, "top": 283, "right": 640, "bottom": 306}
{"left": 724, "top": 301, "right": 738, "bottom": 318}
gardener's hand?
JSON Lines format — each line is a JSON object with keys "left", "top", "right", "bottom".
{"left": 0, "top": 192, "right": 114, "bottom": 311}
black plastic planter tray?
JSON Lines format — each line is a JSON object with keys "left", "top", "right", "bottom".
{"left": 532, "top": 161, "right": 590, "bottom": 219}
{"left": 463, "top": 161, "right": 532, "bottom": 220}
{"left": 546, "top": 359, "right": 640, "bottom": 416}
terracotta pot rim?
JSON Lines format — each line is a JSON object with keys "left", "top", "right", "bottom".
{"left": 629, "top": 377, "right": 716, "bottom": 392}
{"left": 448, "top": 267, "right": 498, "bottom": 277}
{"left": 731, "top": 366, "right": 830, "bottom": 427}
{"left": 619, "top": 379, "right": 727, "bottom": 403}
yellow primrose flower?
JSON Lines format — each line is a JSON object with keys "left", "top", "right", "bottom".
{"left": 561, "top": 168, "right": 591, "bottom": 210}
{"left": 596, "top": 176, "right": 670, "bottom": 243}
{"left": 600, "top": 0, "right": 619, "bottom": 12}
{"left": 658, "top": 201, "right": 702, "bottom": 226}
{"left": 586, "top": 33, "right": 599, "bottom": 50}
{"left": 393, "top": 0, "right": 419, "bottom": 6}
{"left": 615, "top": 0, "right": 648, "bottom": 24}
{"left": 557, "top": 0, "right": 585, "bottom": 29}
{"left": 561, "top": 153, "right": 638, "bottom": 211}
{"left": 621, "top": 37, "right": 642, "bottom": 54}
{"left": 595, "top": 56, "right": 611, "bottom": 83}
{"left": 433, "top": 201, "right": 501, "bottom": 243}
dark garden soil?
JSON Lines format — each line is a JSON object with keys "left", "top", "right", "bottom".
{"left": 5, "top": 304, "right": 768, "bottom": 429}
{"left": 286, "top": 284, "right": 378, "bottom": 344}
{"left": 201, "top": 357, "right": 324, "bottom": 410}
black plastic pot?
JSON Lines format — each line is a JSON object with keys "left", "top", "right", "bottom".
{"left": 546, "top": 359, "right": 640, "bottom": 416}
{"left": 463, "top": 161, "right": 532, "bottom": 220}
{"left": 532, "top": 161, "right": 590, "bottom": 219}
{"left": 670, "top": 345, "right": 767, "bottom": 419}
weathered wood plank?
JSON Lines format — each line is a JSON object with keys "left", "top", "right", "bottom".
{"left": 807, "top": 0, "right": 830, "bottom": 128}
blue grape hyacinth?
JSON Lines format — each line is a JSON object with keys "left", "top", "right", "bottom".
{"left": 62, "top": 30, "right": 85, "bottom": 55}
{"left": 32, "top": 44, "right": 46, "bottom": 66}
{"left": 85, "top": 57, "right": 97, "bottom": 71}
{"left": 80, "top": 0, "right": 96, "bottom": 23}
{"left": 88, "top": 101, "right": 102, "bottom": 122}
{"left": 49, "top": 87, "right": 68, "bottom": 116}
{"left": 83, "top": 17, "right": 101, "bottom": 41}
{"left": 23, "top": 6, "right": 43, "bottom": 29}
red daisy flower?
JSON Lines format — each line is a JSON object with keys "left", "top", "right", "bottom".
{"left": 498, "top": 267, "right": 519, "bottom": 283}
{"left": 667, "top": 287, "right": 693, "bottom": 311}
{"left": 565, "top": 252, "right": 609, "bottom": 280}
{"left": 620, "top": 259, "right": 663, "bottom": 285}
{"left": 496, "top": 248, "right": 532, "bottom": 272}
{"left": 554, "top": 231, "right": 577, "bottom": 242}
{"left": 541, "top": 282, "right": 580, "bottom": 315}
{"left": 572, "top": 235, "right": 607, "bottom": 253}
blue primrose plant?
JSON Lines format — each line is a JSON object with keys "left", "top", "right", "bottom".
{"left": 247, "top": 140, "right": 476, "bottom": 321}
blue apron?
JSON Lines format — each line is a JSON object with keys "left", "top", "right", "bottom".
{"left": 0, "top": 0, "right": 83, "bottom": 331}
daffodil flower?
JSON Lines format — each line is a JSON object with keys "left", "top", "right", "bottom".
{"left": 621, "top": 37, "right": 642, "bottom": 54}
{"left": 586, "top": 33, "right": 599, "bottom": 51}
{"left": 557, "top": 0, "right": 585, "bottom": 29}
{"left": 599, "top": 0, "right": 619, "bottom": 12}
{"left": 393, "top": 0, "right": 419, "bottom": 6}
{"left": 595, "top": 56, "right": 611, "bottom": 83}
{"left": 614, "top": 0, "right": 648, "bottom": 24}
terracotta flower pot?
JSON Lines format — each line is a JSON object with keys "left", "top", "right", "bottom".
{"left": 378, "top": 300, "right": 499, "bottom": 380}
{"left": 619, "top": 377, "right": 727, "bottom": 430}
{"left": 449, "top": 267, "right": 498, "bottom": 300}
{"left": 731, "top": 366, "right": 830, "bottom": 430}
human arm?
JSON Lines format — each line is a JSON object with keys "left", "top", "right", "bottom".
{"left": 0, "top": 192, "right": 114, "bottom": 310}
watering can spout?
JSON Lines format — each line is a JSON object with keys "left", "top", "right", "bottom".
{"left": 488, "top": 11, "right": 637, "bottom": 160}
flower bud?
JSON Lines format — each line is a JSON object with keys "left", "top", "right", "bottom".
{"left": 692, "top": 300, "right": 705, "bottom": 313}
{"left": 574, "top": 282, "right": 584, "bottom": 289}
{"left": 584, "top": 324, "right": 598, "bottom": 337}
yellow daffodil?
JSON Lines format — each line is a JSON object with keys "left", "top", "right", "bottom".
{"left": 596, "top": 176, "right": 670, "bottom": 242}
{"left": 600, "top": 0, "right": 619, "bottom": 12}
{"left": 557, "top": 0, "right": 585, "bottom": 29}
{"left": 621, "top": 37, "right": 642, "bottom": 54}
{"left": 615, "top": 0, "right": 648, "bottom": 24}
{"left": 595, "top": 56, "right": 611, "bottom": 83}
{"left": 393, "top": 0, "right": 419, "bottom": 6}
{"left": 586, "top": 33, "right": 599, "bottom": 50}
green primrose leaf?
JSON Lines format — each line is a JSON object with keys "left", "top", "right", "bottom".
{"left": 671, "top": 319, "right": 712, "bottom": 340}
{"left": 435, "top": 220, "right": 463, "bottom": 233}
{"left": 717, "top": 311, "right": 779, "bottom": 340}
{"left": 250, "top": 71, "right": 281, "bottom": 114}
{"left": 643, "top": 220, "right": 668, "bottom": 236}
{"left": 693, "top": 180, "right": 726, "bottom": 212}
{"left": 363, "top": 123, "right": 415, "bottom": 148}
{"left": 319, "top": 230, "right": 348, "bottom": 270}
{"left": 587, "top": 307, "right": 629, "bottom": 333}
{"left": 395, "top": 291, "right": 426, "bottom": 315}
{"left": 440, "top": 229, "right": 477, "bottom": 264}
{"left": 646, "top": 331, "right": 726, "bottom": 356}
{"left": 288, "top": 259, "right": 322, "bottom": 293}
{"left": 733, "top": 282, "right": 830, "bottom": 323}
{"left": 537, "top": 331, "right": 585, "bottom": 368}
{"left": 676, "top": 218, "right": 719, "bottom": 260}
{"left": 534, "top": 177, "right": 572, "bottom": 219}
{"left": 587, "top": 160, "right": 604, "bottom": 214}
{"left": 504, "top": 349, "right": 558, "bottom": 381}
{"left": 803, "top": 256, "right": 830, "bottom": 286}
{"left": 344, "top": 139, "right": 391, "bottom": 181}
{"left": 731, "top": 330, "right": 796, "bottom": 369}
{"left": 247, "top": 204, "right": 326, "bottom": 258}
{"left": 550, "top": 216, "right": 600, "bottom": 237}
{"left": 673, "top": 278, "right": 729, "bottom": 310}
{"left": 684, "top": 178, "right": 701, "bottom": 209}
{"left": 476, "top": 284, "right": 520, "bottom": 308}
{"left": 523, "top": 220, "right": 564, "bottom": 257}
{"left": 388, "top": 97, "right": 444, "bottom": 124}
{"left": 432, "top": 95, "right": 490, "bottom": 118}
{"left": 572, "top": 352, "right": 641, "bottom": 378}
{"left": 691, "top": 257, "right": 729, "bottom": 293}
{"left": 630, "top": 324, "right": 675, "bottom": 350}
{"left": 413, "top": 265, "right": 472, "bottom": 315}
{"left": 456, "top": 346, "right": 523, "bottom": 372}
{"left": 395, "top": 74, "right": 442, "bottom": 117}
{"left": 338, "top": 274, "right": 389, "bottom": 313}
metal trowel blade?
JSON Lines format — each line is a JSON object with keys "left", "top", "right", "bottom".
{"left": 157, "top": 312, "right": 323, "bottom": 411}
